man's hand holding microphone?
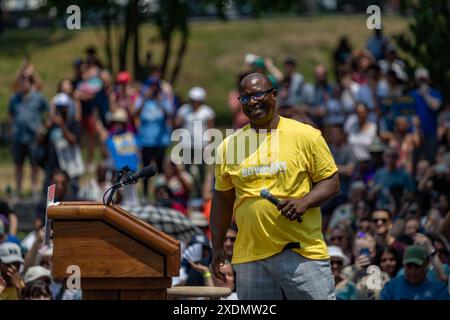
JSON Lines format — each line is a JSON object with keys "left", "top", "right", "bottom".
{"left": 260, "top": 189, "right": 306, "bottom": 223}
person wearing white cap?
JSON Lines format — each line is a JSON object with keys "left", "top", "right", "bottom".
{"left": 410, "top": 66, "right": 443, "bottom": 162}
{"left": 52, "top": 92, "right": 76, "bottom": 121}
{"left": 328, "top": 246, "right": 350, "bottom": 278}
{"left": 24, "top": 265, "right": 52, "bottom": 284}
{"left": 36, "top": 86, "right": 84, "bottom": 193}
{"left": 175, "top": 86, "right": 215, "bottom": 196}
{"left": 0, "top": 242, "right": 25, "bottom": 300}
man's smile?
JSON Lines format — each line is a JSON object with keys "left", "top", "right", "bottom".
{"left": 247, "top": 103, "right": 266, "bottom": 117}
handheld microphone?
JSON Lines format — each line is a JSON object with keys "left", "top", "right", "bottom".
{"left": 260, "top": 189, "right": 302, "bottom": 223}
{"left": 116, "top": 164, "right": 158, "bottom": 188}
{"left": 260, "top": 189, "right": 281, "bottom": 206}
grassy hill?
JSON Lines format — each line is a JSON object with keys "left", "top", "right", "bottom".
{"left": 0, "top": 15, "right": 408, "bottom": 194}
{"left": 0, "top": 15, "right": 408, "bottom": 120}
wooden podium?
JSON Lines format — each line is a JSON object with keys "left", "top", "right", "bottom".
{"left": 47, "top": 202, "right": 180, "bottom": 300}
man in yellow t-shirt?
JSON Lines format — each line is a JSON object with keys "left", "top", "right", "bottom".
{"left": 211, "top": 73, "right": 340, "bottom": 300}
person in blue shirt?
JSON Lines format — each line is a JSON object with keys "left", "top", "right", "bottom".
{"left": 370, "top": 147, "right": 415, "bottom": 209}
{"left": 380, "top": 245, "right": 449, "bottom": 300}
{"left": 409, "top": 67, "right": 443, "bottom": 163}
{"left": 96, "top": 108, "right": 139, "bottom": 205}
{"left": 133, "top": 77, "right": 173, "bottom": 198}
{"left": 8, "top": 76, "right": 49, "bottom": 198}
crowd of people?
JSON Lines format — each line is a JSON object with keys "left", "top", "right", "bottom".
{"left": 1, "top": 29, "right": 450, "bottom": 299}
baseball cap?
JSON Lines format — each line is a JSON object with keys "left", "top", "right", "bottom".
{"left": 53, "top": 93, "right": 72, "bottom": 107}
{"left": 116, "top": 71, "right": 131, "bottom": 84}
{"left": 24, "top": 266, "right": 52, "bottom": 284}
{"left": 110, "top": 108, "right": 128, "bottom": 123}
{"left": 403, "top": 245, "right": 428, "bottom": 266}
{"left": 188, "top": 86, "right": 206, "bottom": 102}
{"left": 414, "top": 67, "right": 429, "bottom": 80}
{"left": 0, "top": 242, "right": 24, "bottom": 264}
{"left": 328, "top": 245, "right": 350, "bottom": 266}
{"left": 350, "top": 180, "right": 366, "bottom": 192}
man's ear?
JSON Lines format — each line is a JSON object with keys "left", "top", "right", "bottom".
{"left": 272, "top": 89, "right": 278, "bottom": 97}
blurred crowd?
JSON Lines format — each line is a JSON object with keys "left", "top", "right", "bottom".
{"left": 1, "top": 29, "right": 450, "bottom": 300}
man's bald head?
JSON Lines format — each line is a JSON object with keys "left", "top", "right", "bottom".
{"left": 239, "top": 73, "right": 272, "bottom": 92}
{"left": 237, "top": 72, "right": 278, "bottom": 129}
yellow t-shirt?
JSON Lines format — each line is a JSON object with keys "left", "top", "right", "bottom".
{"left": 215, "top": 116, "right": 338, "bottom": 264}
{"left": 0, "top": 287, "right": 19, "bottom": 300}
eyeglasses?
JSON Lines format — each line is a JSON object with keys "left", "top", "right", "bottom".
{"left": 372, "top": 218, "right": 388, "bottom": 224}
{"left": 238, "top": 88, "right": 274, "bottom": 105}
{"left": 225, "top": 236, "right": 236, "bottom": 242}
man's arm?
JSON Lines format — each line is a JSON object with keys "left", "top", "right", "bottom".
{"left": 210, "top": 188, "right": 235, "bottom": 281}
{"left": 278, "top": 173, "right": 340, "bottom": 220}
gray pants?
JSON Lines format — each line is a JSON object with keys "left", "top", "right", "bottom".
{"left": 234, "top": 249, "right": 336, "bottom": 300}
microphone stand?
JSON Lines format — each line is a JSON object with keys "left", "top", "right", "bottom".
{"left": 106, "top": 166, "right": 131, "bottom": 206}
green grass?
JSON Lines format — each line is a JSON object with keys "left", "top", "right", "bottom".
{"left": 0, "top": 15, "right": 409, "bottom": 194}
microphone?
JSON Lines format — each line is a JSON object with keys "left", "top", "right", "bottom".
{"left": 260, "top": 189, "right": 280, "bottom": 206}
{"left": 260, "top": 189, "right": 302, "bottom": 223}
{"left": 116, "top": 164, "right": 158, "bottom": 187}
{"left": 105, "top": 165, "right": 158, "bottom": 206}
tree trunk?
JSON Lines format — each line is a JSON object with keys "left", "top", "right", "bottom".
{"left": 0, "top": 0, "right": 3, "bottom": 35}
{"left": 132, "top": 8, "right": 141, "bottom": 80}
{"left": 160, "top": 26, "right": 173, "bottom": 80}
{"left": 170, "top": 29, "right": 189, "bottom": 85}
{"left": 119, "top": 1, "right": 135, "bottom": 71}
{"left": 103, "top": 13, "right": 114, "bottom": 73}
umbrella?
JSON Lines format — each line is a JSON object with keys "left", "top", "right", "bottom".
{"left": 120, "top": 204, "right": 202, "bottom": 243}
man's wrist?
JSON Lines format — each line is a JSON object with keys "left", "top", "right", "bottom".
{"left": 299, "top": 196, "right": 312, "bottom": 212}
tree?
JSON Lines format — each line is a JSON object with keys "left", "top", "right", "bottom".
{"left": 153, "top": 0, "right": 190, "bottom": 84}
{"left": 0, "top": 0, "right": 4, "bottom": 35}
{"left": 394, "top": 0, "right": 450, "bottom": 102}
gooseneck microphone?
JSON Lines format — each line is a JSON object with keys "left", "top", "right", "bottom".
{"left": 260, "top": 189, "right": 302, "bottom": 223}
{"left": 104, "top": 165, "right": 158, "bottom": 206}
{"left": 115, "top": 164, "right": 158, "bottom": 188}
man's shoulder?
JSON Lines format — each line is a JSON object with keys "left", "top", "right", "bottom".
{"left": 218, "top": 124, "right": 251, "bottom": 145}
{"left": 280, "top": 117, "right": 322, "bottom": 141}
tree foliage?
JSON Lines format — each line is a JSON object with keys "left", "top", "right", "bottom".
{"left": 395, "top": 0, "right": 450, "bottom": 102}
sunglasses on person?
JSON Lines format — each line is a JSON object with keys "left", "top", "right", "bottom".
{"left": 238, "top": 88, "right": 274, "bottom": 105}
{"left": 372, "top": 218, "right": 389, "bottom": 224}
